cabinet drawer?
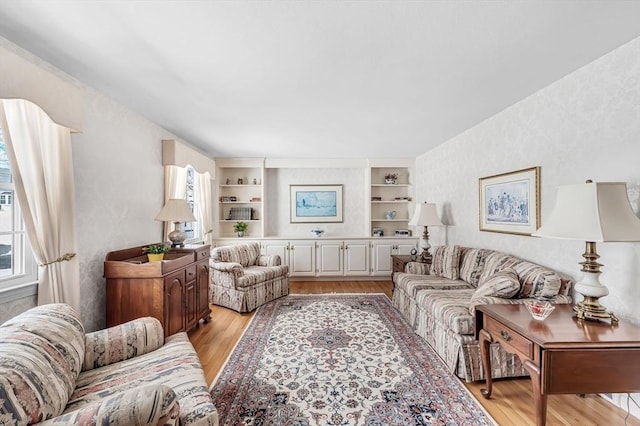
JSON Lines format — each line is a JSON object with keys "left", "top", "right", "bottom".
{"left": 485, "top": 316, "right": 533, "bottom": 359}
{"left": 186, "top": 265, "right": 197, "bottom": 282}
{"left": 195, "top": 247, "right": 210, "bottom": 261}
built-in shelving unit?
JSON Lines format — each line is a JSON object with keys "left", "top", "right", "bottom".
{"left": 368, "top": 160, "right": 415, "bottom": 238}
{"left": 215, "top": 158, "right": 265, "bottom": 238}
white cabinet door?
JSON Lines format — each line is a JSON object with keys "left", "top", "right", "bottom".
{"left": 394, "top": 240, "right": 417, "bottom": 255}
{"left": 316, "top": 240, "right": 343, "bottom": 276}
{"left": 344, "top": 240, "right": 369, "bottom": 276}
{"left": 289, "top": 240, "right": 316, "bottom": 276}
{"left": 261, "top": 240, "right": 290, "bottom": 266}
{"left": 371, "top": 241, "right": 394, "bottom": 276}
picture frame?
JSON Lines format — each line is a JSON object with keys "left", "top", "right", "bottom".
{"left": 479, "top": 167, "right": 540, "bottom": 236}
{"left": 290, "top": 184, "right": 343, "bottom": 223}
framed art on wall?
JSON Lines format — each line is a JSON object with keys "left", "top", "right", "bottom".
{"left": 290, "top": 184, "right": 343, "bottom": 223}
{"left": 479, "top": 166, "right": 540, "bottom": 235}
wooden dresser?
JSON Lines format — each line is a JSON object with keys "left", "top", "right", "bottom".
{"left": 105, "top": 244, "right": 211, "bottom": 337}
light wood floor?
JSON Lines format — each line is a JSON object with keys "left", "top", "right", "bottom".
{"left": 188, "top": 281, "right": 639, "bottom": 426}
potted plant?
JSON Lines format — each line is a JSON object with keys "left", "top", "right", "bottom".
{"left": 234, "top": 221, "right": 248, "bottom": 237}
{"left": 145, "top": 243, "right": 170, "bottom": 262}
{"left": 385, "top": 173, "right": 398, "bottom": 184}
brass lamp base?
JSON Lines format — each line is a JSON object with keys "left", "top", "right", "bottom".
{"left": 573, "top": 296, "right": 618, "bottom": 324}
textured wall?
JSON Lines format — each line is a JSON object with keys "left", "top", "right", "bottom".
{"left": 0, "top": 38, "right": 179, "bottom": 330}
{"left": 72, "top": 87, "right": 176, "bottom": 332}
{"left": 265, "top": 168, "right": 366, "bottom": 238}
{"left": 416, "top": 37, "right": 640, "bottom": 323}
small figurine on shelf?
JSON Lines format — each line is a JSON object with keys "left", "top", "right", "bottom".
{"left": 385, "top": 173, "right": 398, "bottom": 184}
{"left": 225, "top": 178, "right": 230, "bottom": 185}
{"left": 237, "top": 178, "right": 243, "bottom": 185}
{"left": 252, "top": 178, "right": 257, "bottom": 185}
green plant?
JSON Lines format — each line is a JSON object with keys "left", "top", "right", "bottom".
{"left": 233, "top": 221, "right": 248, "bottom": 233}
{"left": 146, "top": 243, "right": 170, "bottom": 254}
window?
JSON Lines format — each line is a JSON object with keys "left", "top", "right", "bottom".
{"left": 183, "top": 165, "right": 201, "bottom": 243}
{"left": 0, "top": 127, "right": 37, "bottom": 295}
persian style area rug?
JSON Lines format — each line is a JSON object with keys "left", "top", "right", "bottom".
{"left": 210, "top": 294, "right": 495, "bottom": 425}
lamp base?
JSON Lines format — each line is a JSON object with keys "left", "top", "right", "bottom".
{"left": 573, "top": 297, "right": 618, "bottom": 324}
{"left": 168, "top": 229, "right": 186, "bottom": 248}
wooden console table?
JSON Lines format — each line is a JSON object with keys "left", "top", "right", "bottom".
{"left": 105, "top": 244, "right": 211, "bottom": 337}
{"left": 476, "top": 304, "right": 640, "bottom": 426}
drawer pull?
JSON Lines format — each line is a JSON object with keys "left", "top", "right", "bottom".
{"left": 500, "top": 330, "right": 512, "bottom": 341}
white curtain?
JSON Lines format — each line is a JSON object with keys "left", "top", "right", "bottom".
{"left": 0, "top": 99, "right": 80, "bottom": 312}
{"left": 195, "top": 171, "right": 213, "bottom": 245}
{"left": 163, "top": 165, "right": 187, "bottom": 241}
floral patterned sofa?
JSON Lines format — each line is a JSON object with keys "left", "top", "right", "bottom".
{"left": 210, "top": 242, "right": 290, "bottom": 313}
{"left": 392, "top": 245, "right": 573, "bottom": 382}
{"left": 0, "top": 303, "right": 218, "bottom": 425}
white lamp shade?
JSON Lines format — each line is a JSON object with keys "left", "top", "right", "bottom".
{"left": 533, "top": 182, "right": 640, "bottom": 242}
{"left": 155, "top": 198, "right": 196, "bottom": 222}
{"left": 408, "top": 202, "right": 443, "bottom": 227}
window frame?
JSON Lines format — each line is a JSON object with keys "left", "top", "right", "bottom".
{"left": 0, "top": 129, "right": 38, "bottom": 300}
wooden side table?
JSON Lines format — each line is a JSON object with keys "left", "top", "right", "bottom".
{"left": 391, "top": 254, "right": 414, "bottom": 275}
{"left": 476, "top": 304, "right": 640, "bottom": 426}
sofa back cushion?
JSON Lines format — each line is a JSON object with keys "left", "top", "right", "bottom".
{"left": 479, "top": 250, "right": 563, "bottom": 299}
{"left": 0, "top": 303, "right": 85, "bottom": 424}
{"left": 430, "top": 245, "right": 462, "bottom": 280}
{"left": 212, "top": 242, "right": 261, "bottom": 267}
{"left": 458, "top": 248, "right": 490, "bottom": 287}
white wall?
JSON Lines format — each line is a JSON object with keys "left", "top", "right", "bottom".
{"left": 73, "top": 87, "right": 177, "bottom": 332}
{"left": 0, "top": 38, "right": 182, "bottom": 331}
{"left": 265, "top": 168, "right": 366, "bottom": 237}
{"left": 416, "top": 37, "right": 640, "bottom": 324}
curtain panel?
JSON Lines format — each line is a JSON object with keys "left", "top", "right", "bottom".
{"left": 0, "top": 98, "right": 80, "bottom": 312}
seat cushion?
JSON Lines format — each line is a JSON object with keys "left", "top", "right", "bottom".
{"left": 0, "top": 303, "right": 85, "bottom": 424}
{"left": 394, "top": 273, "right": 473, "bottom": 298}
{"left": 68, "top": 332, "right": 217, "bottom": 426}
{"left": 414, "top": 289, "right": 476, "bottom": 335}
{"left": 237, "top": 265, "right": 289, "bottom": 288}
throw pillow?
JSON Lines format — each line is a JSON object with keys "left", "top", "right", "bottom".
{"left": 473, "top": 267, "right": 521, "bottom": 299}
{"left": 430, "top": 245, "right": 462, "bottom": 280}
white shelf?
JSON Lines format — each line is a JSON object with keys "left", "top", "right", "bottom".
{"left": 219, "top": 219, "right": 262, "bottom": 223}
{"left": 372, "top": 219, "right": 409, "bottom": 222}
{"left": 371, "top": 200, "right": 410, "bottom": 203}
{"left": 219, "top": 184, "right": 261, "bottom": 188}
{"left": 220, "top": 201, "right": 262, "bottom": 204}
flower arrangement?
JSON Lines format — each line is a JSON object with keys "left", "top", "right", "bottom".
{"left": 145, "top": 243, "right": 170, "bottom": 254}
{"left": 384, "top": 173, "right": 398, "bottom": 184}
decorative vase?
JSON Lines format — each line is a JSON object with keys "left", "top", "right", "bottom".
{"left": 385, "top": 178, "right": 397, "bottom": 184}
{"left": 147, "top": 253, "right": 164, "bottom": 262}
{"left": 237, "top": 231, "right": 244, "bottom": 237}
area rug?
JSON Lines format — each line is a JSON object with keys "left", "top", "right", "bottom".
{"left": 210, "top": 294, "right": 495, "bottom": 425}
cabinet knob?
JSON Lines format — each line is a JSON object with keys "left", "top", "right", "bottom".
{"left": 499, "top": 330, "right": 512, "bottom": 341}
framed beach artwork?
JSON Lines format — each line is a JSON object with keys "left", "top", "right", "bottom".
{"left": 290, "top": 184, "right": 343, "bottom": 223}
{"left": 478, "top": 167, "right": 540, "bottom": 236}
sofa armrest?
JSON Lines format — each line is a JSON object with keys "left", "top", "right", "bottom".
{"left": 257, "top": 254, "right": 281, "bottom": 266}
{"left": 41, "top": 385, "right": 179, "bottom": 425}
{"left": 83, "top": 317, "right": 164, "bottom": 371}
{"left": 405, "top": 262, "right": 430, "bottom": 275}
{"left": 210, "top": 261, "right": 244, "bottom": 276}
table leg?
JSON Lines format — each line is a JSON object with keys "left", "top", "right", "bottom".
{"left": 524, "top": 359, "right": 547, "bottom": 426}
{"left": 479, "top": 329, "right": 493, "bottom": 398}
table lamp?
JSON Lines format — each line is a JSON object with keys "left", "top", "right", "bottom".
{"left": 533, "top": 181, "right": 640, "bottom": 323}
{"left": 155, "top": 198, "right": 197, "bottom": 247}
{"left": 408, "top": 202, "right": 443, "bottom": 262}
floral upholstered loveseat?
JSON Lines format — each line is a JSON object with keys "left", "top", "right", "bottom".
{"left": 0, "top": 303, "right": 218, "bottom": 425}
{"left": 210, "top": 242, "right": 290, "bottom": 313}
{"left": 392, "top": 245, "right": 573, "bottom": 382}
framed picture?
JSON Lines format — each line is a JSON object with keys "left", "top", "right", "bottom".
{"left": 290, "top": 184, "right": 343, "bottom": 223}
{"left": 479, "top": 167, "right": 540, "bottom": 236}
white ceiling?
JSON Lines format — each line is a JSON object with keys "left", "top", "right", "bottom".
{"left": 0, "top": 1, "right": 639, "bottom": 159}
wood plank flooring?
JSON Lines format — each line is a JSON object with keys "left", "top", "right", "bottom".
{"left": 188, "top": 280, "right": 639, "bottom": 425}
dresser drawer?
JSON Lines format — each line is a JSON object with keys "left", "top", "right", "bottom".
{"left": 485, "top": 316, "right": 533, "bottom": 359}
